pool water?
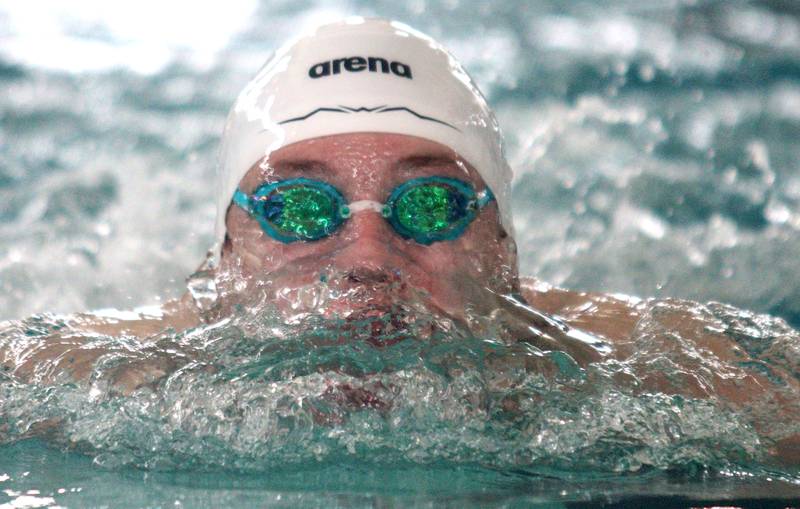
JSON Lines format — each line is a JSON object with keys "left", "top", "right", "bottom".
{"left": 2, "top": 295, "right": 800, "bottom": 507}
{"left": 2, "top": 0, "right": 800, "bottom": 507}
{"left": 1, "top": 440, "right": 799, "bottom": 508}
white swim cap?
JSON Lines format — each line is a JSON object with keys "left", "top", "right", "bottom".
{"left": 212, "top": 17, "right": 514, "bottom": 265}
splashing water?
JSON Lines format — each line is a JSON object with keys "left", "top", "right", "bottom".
{"left": 2, "top": 0, "right": 800, "bottom": 505}
{"left": 2, "top": 275, "right": 800, "bottom": 489}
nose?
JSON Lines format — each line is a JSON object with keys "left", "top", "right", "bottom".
{"left": 347, "top": 205, "right": 391, "bottom": 237}
{"left": 333, "top": 207, "right": 403, "bottom": 269}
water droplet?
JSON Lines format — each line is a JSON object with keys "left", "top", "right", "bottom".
{"left": 186, "top": 269, "right": 218, "bottom": 312}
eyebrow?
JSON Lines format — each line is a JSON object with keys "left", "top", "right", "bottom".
{"left": 270, "top": 154, "right": 461, "bottom": 178}
{"left": 395, "top": 155, "right": 461, "bottom": 174}
{"left": 270, "top": 160, "right": 330, "bottom": 178}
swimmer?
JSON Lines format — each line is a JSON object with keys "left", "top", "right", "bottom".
{"left": 2, "top": 18, "right": 800, "bottom": 464}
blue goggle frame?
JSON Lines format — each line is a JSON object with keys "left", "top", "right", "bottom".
{"left": 233, "top": 176, "right": 494, "bottom": 245}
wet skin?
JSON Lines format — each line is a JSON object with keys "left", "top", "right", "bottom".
{"left": 213, "top": 134, "right": 610, "bottom": 363}
{"left": 216, "top": 132, "right": 519, "bottom": 323}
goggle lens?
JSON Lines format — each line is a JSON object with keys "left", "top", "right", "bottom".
{"left": 253, "top": 180, "right": 345, "bottom": 241}
{"left": 273, "top": 186, "right": 337, "bottom": 238}
{"left": 239, "top": 176, "right": 489, "bottom": 245}
{"left": 394, "top": 183, "right": 465, "bottom": 235}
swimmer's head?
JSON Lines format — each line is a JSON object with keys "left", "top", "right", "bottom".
{"left": 211, "top": 17, "right": 514, "bottom": 266}
{"left": 209, "top": 18, "right": 518, "bottom": 321}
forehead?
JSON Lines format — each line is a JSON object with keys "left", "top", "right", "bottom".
{"left": 238, "top": 132, "right": 486, "bottom": 190}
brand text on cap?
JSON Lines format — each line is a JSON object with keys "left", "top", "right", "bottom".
{"left": 309, "top": 57, "right": 412, "bottom": 79}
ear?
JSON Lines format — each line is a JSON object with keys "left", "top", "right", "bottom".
{"left": 221, "top": 235, "right": 233, "bottom": 259}
{"left": 501, "top": 235, "right": 521, "bottom": 294}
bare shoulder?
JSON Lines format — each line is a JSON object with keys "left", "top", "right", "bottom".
{"left": 0, "top": 294, "right": 203, "bottom": 391}
{"left": 64, "top": 293, "right": 202, "bottom": 340}
{"left": 519, "top": 277, "right": 644, "bottom": 343}
{"left": 519, "top": 278, "right": 770, "bottom": 355}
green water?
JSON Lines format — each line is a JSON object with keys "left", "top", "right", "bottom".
{"left": 2, "top": 298, "right": 800, "bottom": 506}
{"left": 2, "top": 441, "right": 799, "bottom": 507}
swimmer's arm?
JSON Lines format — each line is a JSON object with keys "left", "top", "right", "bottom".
{"left": 519, "top": 277, "right": 643, "bottom": 345}
{"left": 520, "top": 278, "right": 777, "bottom": 366}
{"left": 0, "top": 323, "right": 180, "bottom": 397}
{"left": 0, "top": 295, "right": 201, "bottom": 394}
{"left": 520, "top": 279, "right": 800, "bottom": 464}
{"left": 68, "top": 293, "right": 202, "bottom": 339}
{"left": 639, "top": 300, "right": 800, "bottom": 466}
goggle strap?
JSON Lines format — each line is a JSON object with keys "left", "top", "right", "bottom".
{"left": 232, "top": 189, "right": 253, "bottom": 213}
{"left": 476, "top": 188, "right": 495, "bottom": 209}
{"left": 345, "top": 200, "right": 388, "bottom": 217}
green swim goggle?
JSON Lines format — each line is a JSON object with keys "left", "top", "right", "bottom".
{"left": 232, "top": 176, "right": 495, "bottom": 245}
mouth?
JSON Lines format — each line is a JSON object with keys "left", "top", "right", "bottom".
{"left": 225, "top": 262, "right": 445, "bottom": 327}
{"left": 336, "top": 302, "right": 420, "bottom": 347}
{"left": 344, "top": 306, "right": 390, "bottom": 320}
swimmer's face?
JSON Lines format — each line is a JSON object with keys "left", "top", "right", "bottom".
{"left": 220, "top": 133, "right": 518, "bottom": 319}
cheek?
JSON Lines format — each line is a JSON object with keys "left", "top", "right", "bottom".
{"left": 227, "top": 207, "right": 344, "bottom": 275}
{"left": 226, "top": 207, "right": 291, "bottom": 272}
{"left": 404, "top": 209, "right": 509, "bottom": 275}
{"left": 404, "top": 239, "right": 489, "bottom": 290}
{"left": 458, "top": 214, "right": 514, "bottom": 276}
{"left": 413, "top": 248, "right": 461, "bottom": 275}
